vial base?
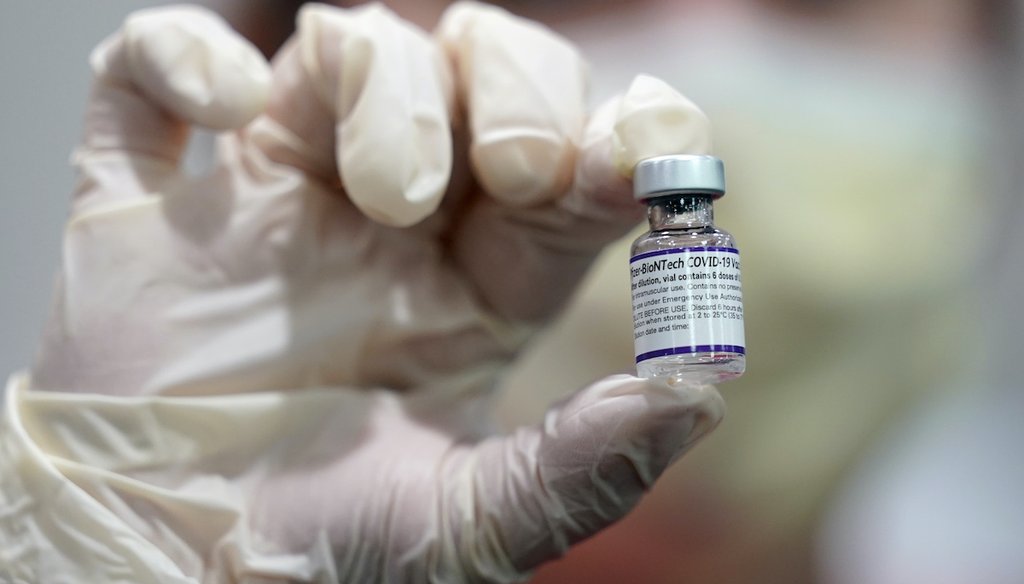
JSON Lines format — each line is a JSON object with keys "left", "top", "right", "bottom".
{"left": 637, "top": 352, "right": 745, "bottom": 385}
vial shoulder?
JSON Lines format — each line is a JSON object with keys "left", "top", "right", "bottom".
{"left": 630, "top": 227, "right": 738, "bottom": 256}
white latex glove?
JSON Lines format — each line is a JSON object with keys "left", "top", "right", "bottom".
{"left": 16, "top": 3, "right": 724, "bottom": 582}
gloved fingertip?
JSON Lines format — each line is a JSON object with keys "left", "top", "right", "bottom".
{"left": 298, "top": 2, "right": 452, "bottom": 227}
{"left": 577, "top": 372, "right": 723, "bottom": 410}
{"left": 341, "top": 113, "right": 451, "bottom": 227}
{"left": 438, "top": 0, "right": 585, "bottom": 207}
{"left": 471, "top": 131, "right": 575, "bottom": 206}
{"left": 123, "top": 6, "right": 272, "bottom": 130}
{"left": 612, "top": 74, "right": 713, "bottom": 177}
{"left": 343, "top": 175, "right": 447, "bottom": 228}
{"left": 633, "top": 376, "right": 727, "bottom": 445}
{"left": 551, "top": 373, "right": 725, "bottom": 476}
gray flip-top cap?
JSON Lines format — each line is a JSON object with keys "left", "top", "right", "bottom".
{"left": 633, "top": 155, "right": 726, "bottom": 200}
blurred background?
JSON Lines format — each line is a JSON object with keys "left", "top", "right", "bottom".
{"left": 1, "top": 1, "right": 1020, "bottom": 582}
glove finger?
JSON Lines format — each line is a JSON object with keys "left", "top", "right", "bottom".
{"left": 249, "top": 3, "right": 453, "bottom": 227}
{"left": 446, "top": 75, "right": 712, "bottom": 323}
{"left": 566, "top": 75, "right": 713, "bottom": 222}
{"left": 437, "top": 1, "right": 586, "bottom": 206}
{"left": 610, "top": 74, "right": 713, "bottom": 175}
{"left": 76, "top": 6, "right": 270, "bottom": 211}
{"left": 443, "top": 375, "right": 725, "bottom": 578}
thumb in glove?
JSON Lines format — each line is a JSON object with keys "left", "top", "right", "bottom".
{"left": 441, "top": 375, "right": 725, "bottom": 581}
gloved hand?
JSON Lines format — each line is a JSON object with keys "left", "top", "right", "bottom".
{"left": 21, "top": 3, "right": 724, "bottom": 582}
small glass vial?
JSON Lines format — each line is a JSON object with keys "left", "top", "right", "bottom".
{"left": 630, "top": 155, "right": 745, "bottom": 383}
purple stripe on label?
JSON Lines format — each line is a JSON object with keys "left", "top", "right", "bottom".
{"left": 636, "top": 345, "right": 746, "bottom": 363}
{"left": 630, "top": 247, "right": 739, "bottom": 263}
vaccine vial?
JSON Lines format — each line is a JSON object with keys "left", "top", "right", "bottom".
{"left": 630, "top": 155, "right": 745, "bottom": 383}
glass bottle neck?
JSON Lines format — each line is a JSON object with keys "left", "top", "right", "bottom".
{"left": 647, "top": 196, "right": 714, "bottom": 231}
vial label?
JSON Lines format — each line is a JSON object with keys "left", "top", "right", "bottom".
{"left": 630, "top": 246, "right": 745, "bottom": 364}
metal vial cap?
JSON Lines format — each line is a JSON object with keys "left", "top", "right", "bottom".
{"left": 633, "top": 155, "right": 726, "bottom": 201}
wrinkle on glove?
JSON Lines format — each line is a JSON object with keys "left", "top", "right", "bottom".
{"left": 0, "top": 374, "right": 722, "bottom": 584}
